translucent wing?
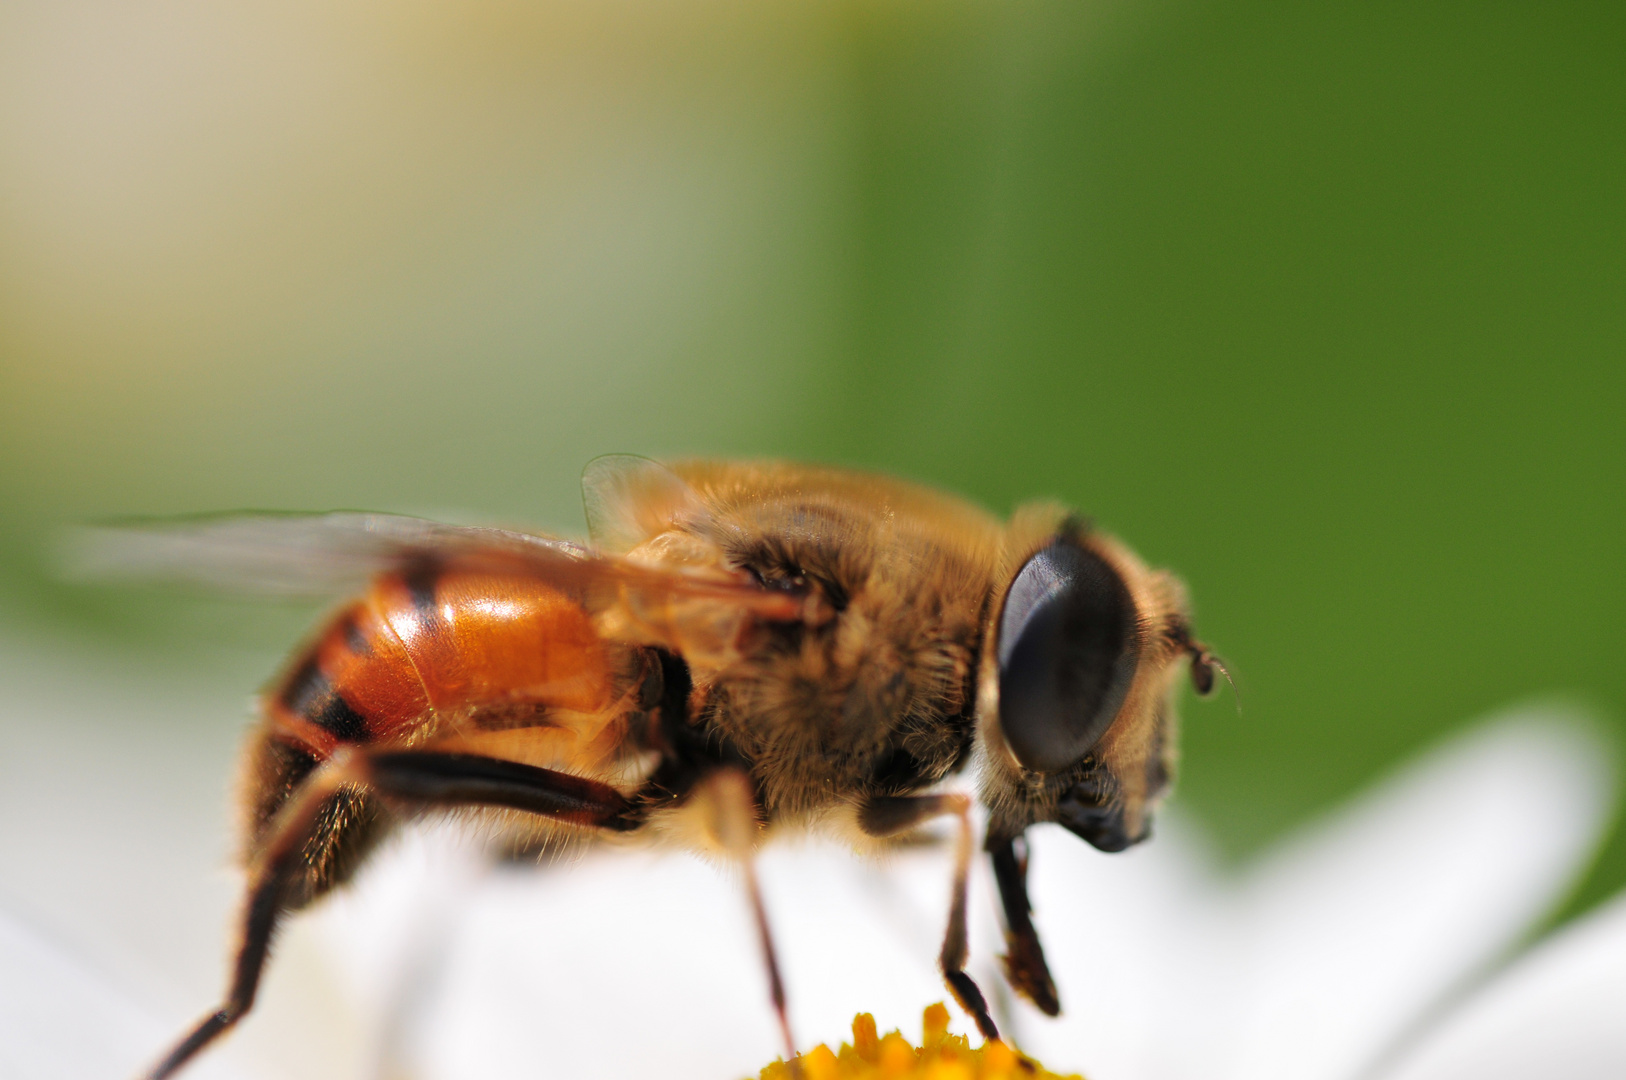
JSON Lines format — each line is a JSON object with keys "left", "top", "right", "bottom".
{"left": 65, "top": 512, "right": 810, "bottom": 660}
{"left": 581, "top": 454, "right": 704, "bottom": 553}
{"left": 64, "top": 512, "right": 586, "bottom": 596}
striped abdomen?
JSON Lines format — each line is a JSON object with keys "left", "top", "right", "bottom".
{"left": 243, "top": 564, "right": 624, "bottom": 905}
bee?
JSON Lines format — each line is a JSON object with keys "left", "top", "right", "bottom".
{"left": 85, "top": 458, "right": 1222, "bottom": 1078}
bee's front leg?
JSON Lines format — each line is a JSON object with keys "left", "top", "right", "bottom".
{"left": 858, "top": 793, "right": 999, "bottom": 1042}
{"left": 987, "top": 830, "right": 1059, "bottom": 1016}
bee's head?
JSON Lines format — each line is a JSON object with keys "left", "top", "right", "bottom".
{"left": 979, "top": 510, "right": 1219, "bottom": 851}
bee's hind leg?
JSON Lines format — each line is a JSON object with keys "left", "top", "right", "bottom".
{"left": 693, "top": 768, "right": 798, "bottom": 1062}
{"left": 858, "top": 793, "right": 1000, "bottom": 1042}
{"left": 141, "top": 747, "right": 640, "bottom": 1080}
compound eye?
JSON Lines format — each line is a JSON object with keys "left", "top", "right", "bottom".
{"left": 997, "top": 541, "right": 1140, "bottom": 773}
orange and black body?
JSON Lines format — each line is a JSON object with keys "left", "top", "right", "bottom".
{"left": 98, "top": 457, "right": 1221, "bottom": 1079}
{"left": 246, "top": 562, "right": 646, "bottom": 907}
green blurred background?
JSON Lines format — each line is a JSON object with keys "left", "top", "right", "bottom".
{"left": 2, "top": 0, "right": 1622, "bottom": 915}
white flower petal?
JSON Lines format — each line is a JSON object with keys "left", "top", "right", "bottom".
{"left": 763, "top": 838, "right": 966, "bottom": 1048}
{"left": 1007, "top": 706, "right": 1614, "bottom": 1080}
{"left": 997, "top": 814, "right": 1227, "bottom": 1080}
{"left": 1219, "top": 706, "right": 1613, "bottom": 1080}
{"left": 1375, "top": 888, "right": 1626, "bottom": 1080}
{"left": 0, "top": 904, "right": 246, "bottom": 1080}
{"left": 220, "top": 704, "right": 1619, "bottom": 1080}
{"left": 320, "top": 832, "right": 967, "bottom": 1080}
{"left": 425, "top": 846, "right": 780, "bottom": 1080}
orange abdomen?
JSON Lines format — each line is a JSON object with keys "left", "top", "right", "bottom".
{"left": 265, "top": 565, "right": 618, "bottom": 757}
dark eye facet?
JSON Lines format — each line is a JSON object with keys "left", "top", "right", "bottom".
{"left": 996, "top": 541, "right": 1140, "bottom": 773}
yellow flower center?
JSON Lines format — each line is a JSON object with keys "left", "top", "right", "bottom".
{"left": 754, "top": 1005, "right": 1084, "bottom": 1080}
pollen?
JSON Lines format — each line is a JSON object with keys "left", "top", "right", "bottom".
{"left": 754, "top": 1006, "right": 1084, "bottom": 1080}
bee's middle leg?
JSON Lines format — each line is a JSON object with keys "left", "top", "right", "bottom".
{"left": 858, "top": 792, "right": 1000, "bottom": 1041}
{"left": 692, "top": 768, "right": 797, "bottom": 1061}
